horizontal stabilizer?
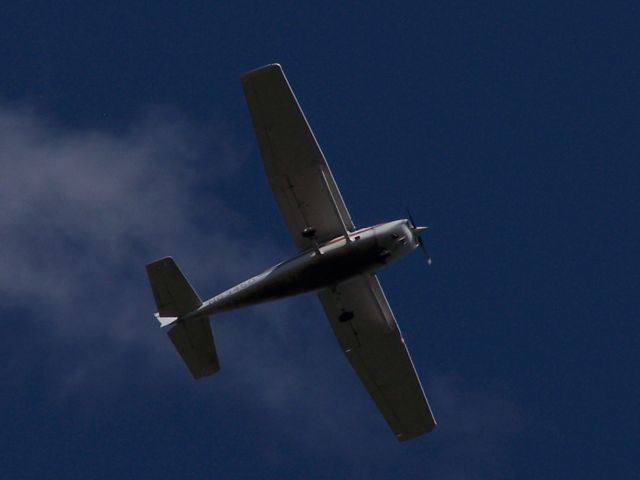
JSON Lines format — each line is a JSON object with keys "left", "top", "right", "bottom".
{"left": 146, "top": 257, "right": 220, "bottom": 378}
{"left": 146, "top": 257, "right": 202, "bottom": 318}
{"left": 168, "top": 317, "right": 220, "bottom": 378}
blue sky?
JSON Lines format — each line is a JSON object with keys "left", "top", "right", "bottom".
{"left": 1, "top": 2, "right": 638, "bottom": 479}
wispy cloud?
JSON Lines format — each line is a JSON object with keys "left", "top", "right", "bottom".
{"left": 426, "top": 372, "right": 525, "bottom": 479}
{"left": 0, "top": 104, "right": 272, "bottom": 391}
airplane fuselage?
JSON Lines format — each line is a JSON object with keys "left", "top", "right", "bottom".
{"left": 183, "top": 219, "right": 418, "bottom": 320}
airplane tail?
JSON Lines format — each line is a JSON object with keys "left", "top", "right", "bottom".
{"left": 146, "top": 257, "right": 220, "bottom": 378}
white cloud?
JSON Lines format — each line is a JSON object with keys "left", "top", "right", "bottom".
{"left": 0, "top": 105, "right": 276, "bottom": 385}
{"left": 423, "top": 372, "right": 525, "bottom": 479}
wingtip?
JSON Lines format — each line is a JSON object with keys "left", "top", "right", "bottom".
{"left": 395, "top": 416, "right": 437, "bottom": 442}
{"left": 241, "top": 63, "right": 283, "bottom": 82}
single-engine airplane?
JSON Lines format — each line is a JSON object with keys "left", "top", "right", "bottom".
{"left": 146, "top": 64, "right": 436, "bottom": 441}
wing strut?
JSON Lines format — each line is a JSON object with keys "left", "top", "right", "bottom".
{"left": 319, "top": 166, "right": 352, "bottom": 242}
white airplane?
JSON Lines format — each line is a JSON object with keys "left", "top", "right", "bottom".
{"left": 146, "top": 64, "right": 436, "bottom": 441}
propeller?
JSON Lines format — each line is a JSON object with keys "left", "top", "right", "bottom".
{"left": 407, "top": 209, "right": 432, "bottom": 266}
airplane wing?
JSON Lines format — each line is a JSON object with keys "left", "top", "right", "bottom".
{"left": 318, "top": 274, "right": 436, "bottom": 441}
{"left": 241, "top": 64, "right": 355, "bottom": 251}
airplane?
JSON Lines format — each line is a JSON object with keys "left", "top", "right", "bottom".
{"left": 146, "top": 64, "right": 436, "bottom": 441}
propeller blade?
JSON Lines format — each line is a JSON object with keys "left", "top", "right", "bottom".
{"left": 407, "top": 208, "right": 432, "bottom": 266}
{"left": 419, "top": 239, "right": 432, "bottom": 266}
{"left": 406, "top": 208, "right": 417, "bottom": 229}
